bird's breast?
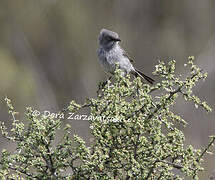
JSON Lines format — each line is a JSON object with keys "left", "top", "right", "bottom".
{"left": 98, "top": 48, "right": 116, "bottom": 73}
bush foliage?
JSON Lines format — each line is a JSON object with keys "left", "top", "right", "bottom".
{"left": 0, "top": 57, "right": 214, "bottom": 179}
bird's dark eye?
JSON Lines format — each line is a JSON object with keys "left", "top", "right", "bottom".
{"left": 106, "top": 36, "right": 112, "bottom": 41}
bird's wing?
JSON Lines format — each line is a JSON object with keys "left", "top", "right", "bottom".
{"left": 122, "top": 49, "right": 155, "bottom": 84}
{"left": 122, "top": 50, "right": 134, "bottom": 63}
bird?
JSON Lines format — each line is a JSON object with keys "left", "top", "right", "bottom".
{"left": 97, "top": 28, "right": 154, "bottom": 84}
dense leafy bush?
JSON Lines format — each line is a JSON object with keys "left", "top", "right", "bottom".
{"left": 0, "top": 57, "right": 214, "bottom": 179}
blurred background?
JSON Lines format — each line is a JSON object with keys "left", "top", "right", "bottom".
{"left": 0, "top": 0, "right": 215, "bottom": 178}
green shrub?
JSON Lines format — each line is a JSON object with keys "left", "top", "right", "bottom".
{"left": 0, "top": 57, "right": 214, "bottom": 179}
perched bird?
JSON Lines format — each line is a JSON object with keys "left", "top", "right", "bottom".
{"left": 97, "top": 28, "right": 154, "bottom": 84}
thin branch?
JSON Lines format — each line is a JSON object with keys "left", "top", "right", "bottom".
{"left": 0, "top": 162, "right": 39, "bottom": 179}
{"left": 159, "top": 159, "right": 196, "bottom": 171}
{"left": 147, "top": 86, "right": 182, "bottom": 120}
{"left": 159, "top": 160, "right": 183, "bottom": 169}
{"left": 197, "top": 136, "right": 215, "bottom": 162}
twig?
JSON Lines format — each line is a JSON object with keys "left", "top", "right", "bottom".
{"left": 197, "top": 136, "right": 215, "bottom": 162}
{"left": 147, "top": 86, "right": 182, "bottom": 120}
{"left": 0, "top": 162, "right": 39, "bottom": 179}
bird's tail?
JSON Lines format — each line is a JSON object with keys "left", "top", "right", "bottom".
{"left": 133, "top": 68, "right": 155, "bottom": 84}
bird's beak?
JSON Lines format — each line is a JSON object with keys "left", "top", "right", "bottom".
{"left": 113, "top": 38, "right": 121, "bottom": 42}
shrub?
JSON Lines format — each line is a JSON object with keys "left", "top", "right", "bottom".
{"left": 0, "top": 57, "right": 214, "bottom": 179}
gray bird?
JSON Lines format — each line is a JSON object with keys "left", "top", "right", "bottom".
{"left": 97, "top": 29, "right": 154, "bottom": 84}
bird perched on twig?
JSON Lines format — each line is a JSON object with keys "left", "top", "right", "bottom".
{"left": 97, "top": 28, "right": 154, "bottom": 84}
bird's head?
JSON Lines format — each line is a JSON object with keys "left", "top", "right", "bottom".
{"left": 98, "top": 29, "right": 121, "bottom": 50}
